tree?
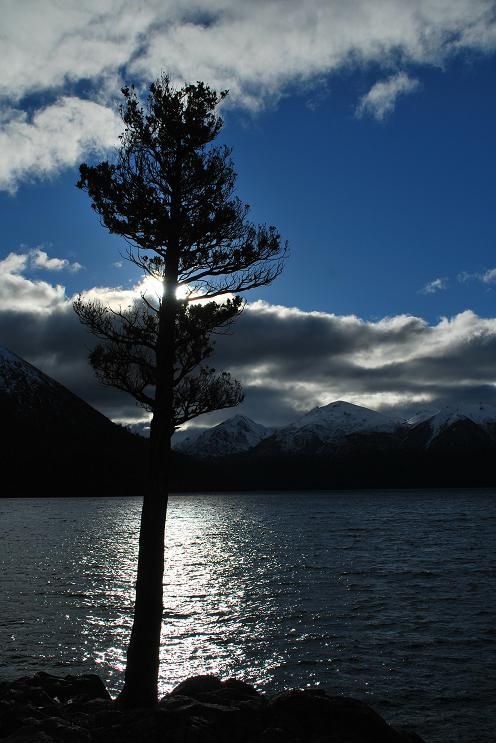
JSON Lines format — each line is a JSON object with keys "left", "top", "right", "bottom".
{"left": 74, "top": 75, "right": 286, "bottom": 707}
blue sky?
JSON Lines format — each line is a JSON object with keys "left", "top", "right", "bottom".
{"left": 1, "top": 1, "right": 496, "bottom": 429}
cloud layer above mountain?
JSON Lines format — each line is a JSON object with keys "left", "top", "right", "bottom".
{"left": 1, "top": 0, "right": 496, "bottom": 189}
{"left": 1, "top": 249, "right": 496, "bottom": 429}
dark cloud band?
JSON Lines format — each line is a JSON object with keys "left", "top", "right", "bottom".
{"left": 1, "top": 285, "right": 496, "bottom": 429}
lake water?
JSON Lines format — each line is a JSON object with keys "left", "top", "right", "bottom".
{"left": 0, "top": 491, "right": 494, "bottom": 742}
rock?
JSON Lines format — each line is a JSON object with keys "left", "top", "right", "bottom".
{"left": 32, "top": 672, "right": 111, "bottom": 703}
{"left": 2, "top": 672, "right": 110, "bottom": 706}
{"left": 3, "top": 729, "right": 55, "bottom": 743}
{"left": 204, "top": 679, "right": 265, "bottom": 707}
{"left": 4, "top": 715, "right": 91, "bottom": 743}
{"left": 222, "top": 679, "right": 262, "bottom": 699}
{"left": 268, "top": 689, "right": 416, "bottom": 742}
{"left": 169, "top": 675, "right": 223, "bottom": 698}
{"left": 165, "top": 676, "right": 264, "bottom": 709}
{"left": 249, "top": 727, "right": 300, "bottom": 743}
{"left": 0, "top": 672, "right": 426, "bottom": 743}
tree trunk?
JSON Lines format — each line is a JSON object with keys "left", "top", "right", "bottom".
{"left": 118, "top": 370, "right": 175, "bottom": 706}
{"left": 117, "top": 434, "right": 169, "bottom": 707}
{"left": 118, "top": 347, "right": 176, "bottom": 706}
{"left": 118, "top": 215, "right": 181, "bottom": 707}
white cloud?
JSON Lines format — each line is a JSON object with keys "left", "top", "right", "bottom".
{"left": 0, "top": 252, "right": 66, "bottom": 313}
{"left": 420, "top": 277, "right": 448, "bottom": 294}
{"left": 130, "top": 2, "right": 493, "bottom": 109}
{"left": 2, "top": 1, "right": 494, "bottom": 105}
{"left": 208, "top": 305, "right": 496, "bottom": 423}
{"left": 0, "top": 1, "right": 495, "bottom": 189}
{"left": 0, "top": 247, "right": 161, "bottom": 315}
{"left": 0, "top": 248, "right": 82, "bottom": 312}
{"left": 0, "top": 97, "right": 121, "bottom": 193}
{"left": 458, "top": 267, "right": 496, "bottom": 285}
{"left": 482, "top": 268, "right": 496, "bottom": 284}
{"left": 356, "top": 72, "right": 420, "bottom": 120}
{"left": 0, "top": 0, "right": 154, "bottom": 102}
{"left": 1, "top": 247, "right": 82, "bottom": 274}
{"left": 32, "top": 248, "right": 82, "bottom": 273}
{"left": 0, "top": 252, "right": 29, "bottom": 275}
{"left": 78, "top": 282, "right": 143, "bottom": 311}
{"left": 1, "top": 258, "right": 496, "bottom": 423}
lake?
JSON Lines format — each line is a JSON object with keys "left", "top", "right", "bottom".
{"left": 0, "top": 491, "right": 494, "bottom": 742}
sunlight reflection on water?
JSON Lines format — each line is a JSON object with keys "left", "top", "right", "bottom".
{"left": 0, "top": 491, "right": 495, "bottom": 743}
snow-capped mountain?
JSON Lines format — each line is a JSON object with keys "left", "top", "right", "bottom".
{"left": 3, "top": 344, "right": 495, "bottom": 492}
{"left": 0, "top": 345, "right": 145, "bottom": 496}
{"left": 0, "top": 345, "right": 111, "bottom": 431}
{"left": 1, "top": 346, "right": 58, "bottom": 397}
{"left": 405, "top": 408, "right": 440, "bottom": 427}
{"left": 260, "top": 401, "right": 405, "bottom": 455}
{"left": 173, "top": 399, "right": 496, "bottom": 489}
{"left": 406, "top": 402, "right": 496, "bottom": 449}
{"left": 176, "top": 415, "right": 274, "bottom": 458}
{"left": 174, "top": 398, "right": 496, "bottom": 461}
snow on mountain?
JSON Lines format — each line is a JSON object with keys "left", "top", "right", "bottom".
{"left": 407, "top": 402, "right": 496, "bottom": 446}
{"left": 0, "top": 345, "right": 58, "bottom": 399}
{"left": 0, "top": 343, "right": 111, "bottom": 430}
{"left": 406, "top": 408, "right": 440, "bottom": 427}
{"left": 0, "top": 345, "right": 147, "bottom": 496}
{"left": 265, "top": 401, "right": 404, "bottom": 454}
{"left": 176, "top": 415, "right": 274, "bottom": 458}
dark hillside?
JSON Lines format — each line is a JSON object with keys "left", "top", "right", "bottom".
{"left": 0, "top": 347, "right": 147, "bottom": 497}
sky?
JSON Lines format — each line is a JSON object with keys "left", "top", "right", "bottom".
{"left": 1, "top": 0, "right": 496, "bottom": 434}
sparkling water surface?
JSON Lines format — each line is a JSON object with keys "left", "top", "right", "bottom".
{"left": 0, "top": 491, "right": 494, "bottom": 743}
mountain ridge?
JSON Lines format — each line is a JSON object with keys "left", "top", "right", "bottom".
{"left": 0, "top": 345, "right": 146, "bottom": 497}
{"left": 0, "top": 345, "right": 115, "bottom": 432}
{"left": 176, "top": 414, "right": 274, "bottom": 458}
{"left": 3, "top": 345, "right": 496, "bottom": 493}
{"left": 176, "top": 399, "right": 496, "bottom": 459}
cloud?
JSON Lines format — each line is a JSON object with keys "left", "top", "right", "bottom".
{"left": 31, "top": 248, "right": 82, "bottom": 273}
{"left": 420, "top": 277, "right": 448, "bottom": 294}
{"left": 0, "top": 253, "right": 153, "bottom": 422}
{"left": 0, "top": 0, "right": 153, "bottom": 102}
{"left": 2, "top": 256, "right": 496, "bottom": 428}
{"left": 482, "top": 268, "right": 496, "bottom": 284}
{"left": 1, "top": 1, "right": 496, "bottom": 189}
{"left": 103, "top": 2, "right": 496, "bottom": 111}
{"left": 0, "top": 252, "right": 29, "bottom": 274}
{"left": 356, "top": 72, "right": 420, "bottom": 120}
{"left": 0, "top": 97, "right": 121, "bottom": 192}
{"left": 0, "top": 247, "right": 82, "bottom": 313}
{"left": 0, "top": 250, "right": 67, "bottom": 312}
{"left": 459, "top": 267, "right": 496, "bottom": 285}
{"left": 206, "top": 303, "right": 496, "bottom": 423}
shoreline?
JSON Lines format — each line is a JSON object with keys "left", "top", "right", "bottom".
{"left": 0, "top": 671, "right": 426, "bottom": 743}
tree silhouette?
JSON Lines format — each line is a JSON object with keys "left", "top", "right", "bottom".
{"left": 74, "top": 75, "right": 286, "bottom": 707}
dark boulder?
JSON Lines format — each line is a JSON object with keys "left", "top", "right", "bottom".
{"left": 0, "top": 672, "right": 426, "bottom": 743}
{"left": 3, "top": 672, "right": 110, "bottom": 705}
{"left": 268, "top": 689, "right": 420, "bottom": 742}
{"left": 169, "top": 675, "right": 223, "bottom": 697}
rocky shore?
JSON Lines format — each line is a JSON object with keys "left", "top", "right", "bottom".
{"left": 0, "top": 671, "right": 425, "bottom": 742}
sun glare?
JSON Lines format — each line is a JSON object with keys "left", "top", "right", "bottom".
{"left": 139, "top": 275, "right": 190, "bottom": 302}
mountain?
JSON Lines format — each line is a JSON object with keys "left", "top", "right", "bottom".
{"left": 4, "top": 344, "right": 496, "bottom": 493}
{"left": 1, "top": 346, "right": 114, "bottom": 431}
{"left": 176, "top": 415, "right": 273, "bottom": 458}
{"left": 405, "top": 402, "right": 496, "bottom": 450}
{"left": 258, "top": 401, "right": 404, "bottom": 456}
{"left": 178, "top": 400, "right": 496, "bottom": 460}
{"left": 173, "top": 399, "right": 496, "bottom": 490}
{"left": 0, "top": 346, "right": 146, "bottom": 496}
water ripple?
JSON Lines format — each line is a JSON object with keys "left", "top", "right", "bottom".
{"left": 0, "top": 490, "right": 494, "bottom": 743}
